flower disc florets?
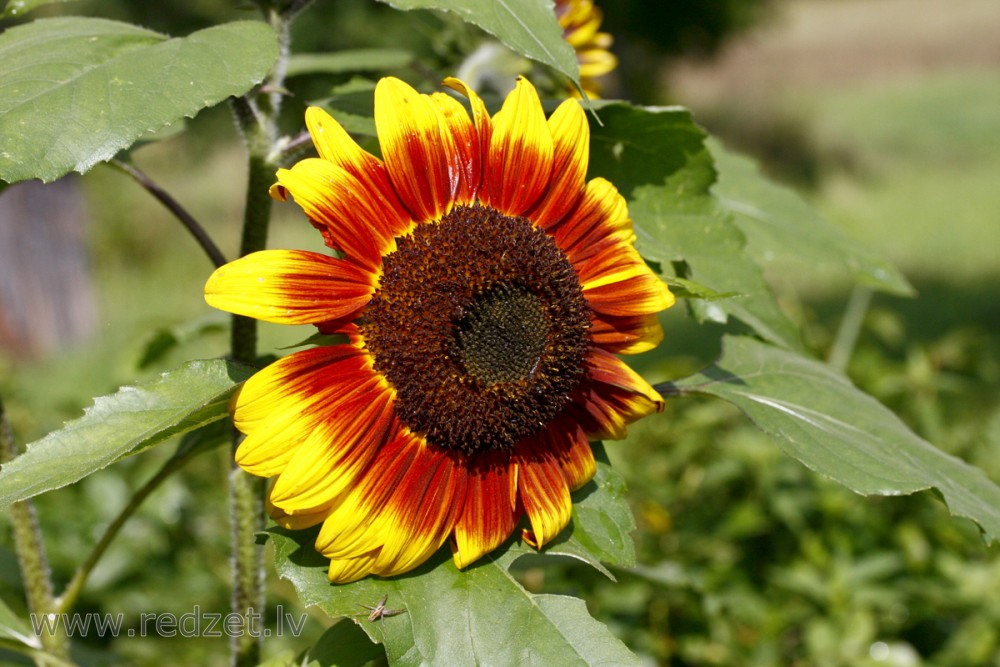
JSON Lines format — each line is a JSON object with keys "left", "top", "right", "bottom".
{"left": 363, "top": 204, "right": 591, "bottom": 454}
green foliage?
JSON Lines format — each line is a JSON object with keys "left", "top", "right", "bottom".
{"left": 376, "top": 0, "right": 579, "bottom": 88}
{"left": 672, "top": 335, "right": 1000, "bottom": 541}
{"left": 1, "top": 1, "right": 997, "bottom": 665}
{"left": 0, "top": 18, "right": 278, "bottom": 183}
{"left": 0, "top": 359, "right": 253, "bottom": 508}
{"left": 269, "top": 445, "right": 640, "bottom": 664}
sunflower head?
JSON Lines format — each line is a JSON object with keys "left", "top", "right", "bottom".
{"left": 205, "top": 76, "right": 673, "bottom": 583}
{"left": 555, "top": 0, "right": 617, "bottom": 97}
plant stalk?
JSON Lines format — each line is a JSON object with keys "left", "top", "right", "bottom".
{"left": 828, "top": 285, "right": 873, "bottom": 373}
{"left": 1, "top": 398, "right": 69, "bottom": 662}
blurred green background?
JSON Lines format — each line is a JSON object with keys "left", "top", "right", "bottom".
{"left": 2, "top": 0, "right": 999, "bottom": 664}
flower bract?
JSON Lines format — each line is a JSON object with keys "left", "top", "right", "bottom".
{"left": 205, "top": 76, "right": 673, "bottom": 583}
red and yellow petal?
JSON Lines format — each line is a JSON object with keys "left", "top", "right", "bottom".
{"left": 233, "top": 345, "right": 374, "bottom": 476}
{"left": 443, "top": 77, "right": 493, "bottom": 162}
{"left": 589, "top": 311, "right": 665, "bottom": 354}
{"left": 274, "top": 158, "right": 410, "bottom": 269}
{"left": 483, "top": 77, "right": 554, "bottom": 216}
{"left": 204, "top": 250, "right": 374, "bottom": 325}
{"left": 547, "top": 177, "right": 632, "bottom": 251}
{"left": 314, "top": 433, "right": 468, "bottom": 582}
{"left": 527, "top": 98, "right": 589, "bottom": 229}
{"left": 569, "top": 347, "right": 664, "bottom": 441}
{"left": 515, "top": 444, "right": 573, "bottom": 549}
{"left": 451, "top": 450, "right": 520, "bottom": 569}
{"left": 375, "top": 77, "right": 471, "bottom": 222}
{"left": 538, "top": 416, "right": 596, "bottom": 492}
{"left": 267, "top": 376, "right": 397, "bottom": 514}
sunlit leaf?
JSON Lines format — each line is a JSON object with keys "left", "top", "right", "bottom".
{"left": 0, "top": 360, "right": 254, "bottom": 509}
{"left": 376, "top": 0, "right": 578, "bottom": 88}
{"left": 669, "top": 336, "right": 1000, "bottom": 542}
{"left": 710, "top": 139, "right": 915, "bottom": 297}
{"left": 269, "top": 448, "right": 640, "bottom": 665}
{"left": 271, "top": 532, "right": 640, "bottom": 667}
{"left": 0, "top": 18, "right": 278, "bottom": 183}
{"left": 588, "top": 103, "right": 803, "bottom": 350}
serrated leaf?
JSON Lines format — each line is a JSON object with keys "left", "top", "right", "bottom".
{"left": 0, "top": 0, "right": 74, "bottom": 19}
{"left": 0, "top": 18, "right": 278, "bottom": 183}
{"left": 709, "top": 139, "right": 914, "bottom": 297}
{"left": 669, "top": 336, "right": 1000, "bottom": 542}
{"left": 376, "top": 0, "right": 578, "bottom": 88}
{"left": 0, "top": 360, "right": 254, "bottom": 508}
{"left": 270, "top": 532, "right": 640, "bottom": 667}
{"left": 588, "top": 103, "right": 803, "bottom": 349}
{"left": 287, "top": 49, "right": 413, "bottom": 77}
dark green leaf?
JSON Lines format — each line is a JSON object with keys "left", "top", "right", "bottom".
{"left": 287, "top": 49, "right": 413, "bottom": 77}
{"left": 270, "top": 530, "right": 640, "bottom": 667}
{"left": 0, "top": 359, "right": 254, "bottom": 508}
{"left": 0, "top": 18, "right": 278, "bottom": 183}
{"left": 315, "top": 78, "right": 378, "bottom": 137}
{"left": 375, "top": 0, "right": 578, "bottom": 88}
{"left": 709, "top": 139, "right": 914, "bottom": 297}
{"left": 670, "top": 336, "right": 1000, "bottom": 542}
{"left": 588, "top": 103, "right": 803, "bottom": 349}
{"left": 662, "top": 275, "right": 740, "bottom": 301}
{"left": 0, "top": 0, "right": 74, "bottom": 19}
{"left": 135, "top": 314, "right": 227, "bottom": 370}
{"left": 305, "top": 620, "right": 385, "bottom": 667}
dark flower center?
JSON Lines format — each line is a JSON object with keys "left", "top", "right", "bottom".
{"left": 361, "top": 204, "right": 591, "bottom": 454}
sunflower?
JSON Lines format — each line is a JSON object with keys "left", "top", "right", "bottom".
{"left": 555, "top": 0, "right": 617, "bottom": 97}
{"left": 205, "top": 76, "right": 673, "bottom": 583}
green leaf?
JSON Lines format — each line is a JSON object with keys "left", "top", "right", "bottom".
{"left": 0, "top": 18, "right": 278, "bottom": 183}
{"left": 304, "top": 620, "right": 385, "bottom": 667}
{"left": 286, "top": 49, "right": 413, "bottom": 77}
{"left": 709, "top": 139, "right": 915, "bottom": 297}
{"left": 589, "top": 103, "right": 803, "bottom": 349}
{"left": 268, "top": 445, "right": 639, "bottom": 666}
{"left": 0, "top": 0, "right": 74, "bottom": 19}
{"left": 670, "top": 336, "right": 1000, "bottom": 542}
{"left": 376, "top": 0, "right": 579, "bottom": 88}
{"left": 662, "top": 275, "right": 740, "bottom": 301}
{"left": 135, "top": 314, "right": 227, "bottom": 370}
{"left": 270, "top": 532, "right": 640, "bottom": 667}
{"left": 0, "top": 595, "right": 39, "bottom": 652}
{"left": 314, "top": 78, "right": 378, "bottom": 138}
{"left": 0, "top": 359, "right": 254, "bottom": 509}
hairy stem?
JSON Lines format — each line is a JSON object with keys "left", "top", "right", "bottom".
{"left": 1, "top": 398, "right": 69, "bottom": 661}
{"left": 110, "top": 159, "right": 228, "bottom": 269}
{"left": 226, "top": 10, "right": 292, "bottom": 664}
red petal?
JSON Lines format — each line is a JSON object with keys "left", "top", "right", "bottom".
{"left": 452, "top": 450, "right": 520, "bottom": 569}
{"left": 483, "top": 77, "right": 554, "bottom": 216}
{"left": 205, "top": 250, "right": 374, "bottom": 325}
{"left": 515, "top": 444, "right": 572, "bottom": 549}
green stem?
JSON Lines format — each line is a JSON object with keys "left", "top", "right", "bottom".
{"left": 110, "top": 159, "right": 228, "bottom": 268}
{"left": 56, "top": 447, "right": 202, "bottom": 616}
{"left": 1, "top": 398, "right": 69, "bottom": 662}
{"left": 226, "top": 14, "right": 288, "bottom": 666}
{"left": 828, "top": 285, "right": 873, "bottom": 374}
